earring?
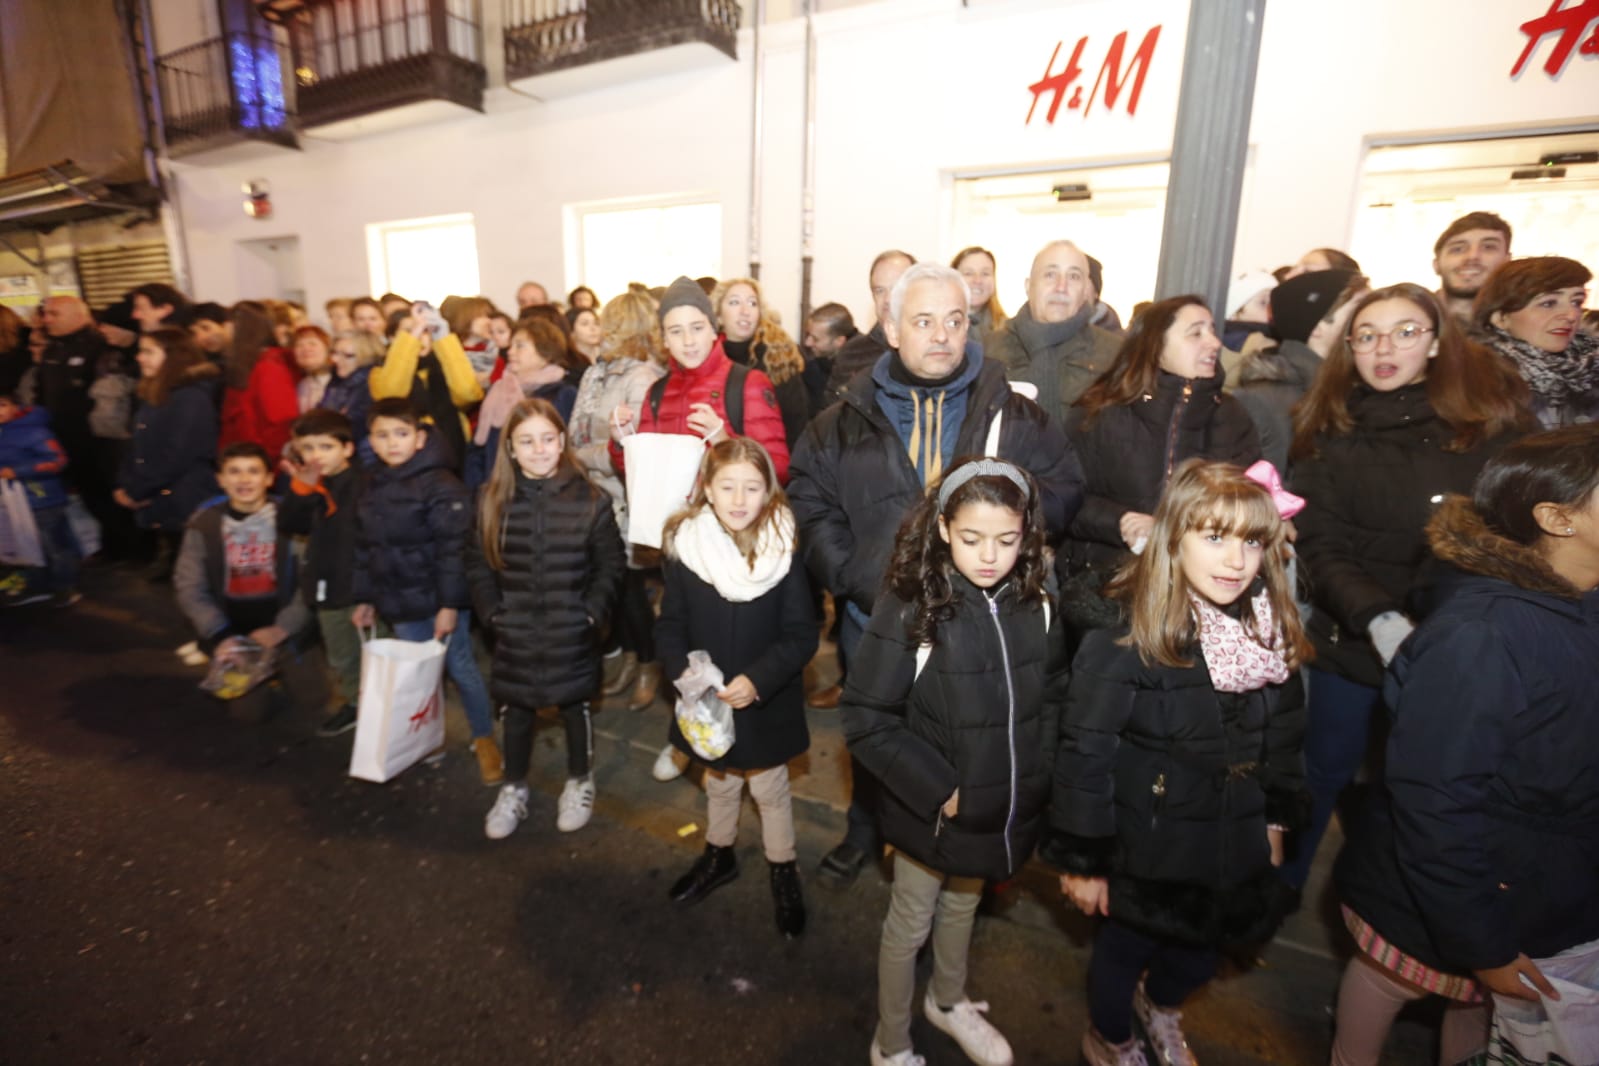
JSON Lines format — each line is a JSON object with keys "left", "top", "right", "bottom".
{"left": 1428, "top": 341, "right": 1439, "bottom": 357}
{"left": 1567, "top": 527, "right": 1577, "bottom": 535}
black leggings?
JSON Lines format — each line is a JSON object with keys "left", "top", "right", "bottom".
{"left": 1087, "top": 918, "right": 1219, "bottom": 1043}
{"left": 616, "top": 567, "right": 657, "bottom": 662}
{"left": 503, "top": 701, "right": 592, "bottom": 780}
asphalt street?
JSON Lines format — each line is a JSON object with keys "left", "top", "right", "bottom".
{"left": 0, "top": 565, "right": 1436, "bottom": 1066}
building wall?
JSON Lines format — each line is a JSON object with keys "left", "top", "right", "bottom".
{"left": 165, "top": 0, "right": 1597, "bottom": 329}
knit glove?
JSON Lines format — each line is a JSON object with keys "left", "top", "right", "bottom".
{"left": 1367, "top": 611, "right": 1415, "bottom": 667}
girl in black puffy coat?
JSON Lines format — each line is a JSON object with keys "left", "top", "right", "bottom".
{"left": 843, "top": 456, "right": 1068, "bottom": 1066}
{"left": 655, "top": 437, "right": 817, "bottom": 939}
{"left": 467, "top": 398, "right": 624, "bottom": 840}
{"left": 1046, "top": 460, "right": 1311, "bottom": 1066}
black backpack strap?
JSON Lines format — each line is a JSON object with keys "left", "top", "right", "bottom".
{"left": 724, "top": 361, "right": 748, "bottom": 437}
{"left": 647, "top": 361, "right": 748, "bottom": 435}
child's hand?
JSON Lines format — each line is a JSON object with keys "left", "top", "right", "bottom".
{"left": 1062, "top": 874, "right": 1110, "bottom": 917}
{"left": 286, "top": 457, "right": 319, "bottom": 487}
{"left": 433, "top": 607, "right": 458, "bottom": 640}
{"left": 686, "top": 403, "right": 726, "bottom": 442}
{"left": 351, "top": 604, "right": 375, "bottom": 628}
{"left": 1267, "top": 826, "right": 1285, "bottom": 867}
{"left": 249, "top": 625, "right": 289, "bottom": 648}
{"left": 717, "top": 674, "right": 759, "bottom": 709}
{"left": 113, "top": 488, "right": 140, "bottom": 509}
{"left": 942, "top": 789, "right": 960, "bottom": 818}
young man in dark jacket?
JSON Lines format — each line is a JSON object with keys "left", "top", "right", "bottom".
{"left": 279, "top": 410, "right": 372, "bottom": 737}
{"left": 788, "top": 261, "right": 1086, "bottom": 885}
{"left": 350, "top": 398, "right": 501, "bottom": 784}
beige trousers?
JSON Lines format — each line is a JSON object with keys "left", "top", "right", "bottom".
{"left": 703, "top": 764, "right": 796, "bottom": 863}
{"left": 875, "top": 851, "right": 984, "bottom": 1055}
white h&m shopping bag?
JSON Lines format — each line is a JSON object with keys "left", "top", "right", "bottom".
{"left": 349, "top": 638, "right": 447, "bottom": 783}
{"left": 621, "top": 432, "right": 707, "bottom": 549}
{"left": 0, "top": 480, "right": 45, "bottom": 568}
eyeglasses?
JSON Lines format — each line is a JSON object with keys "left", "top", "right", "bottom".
{"left": 1347, "top": 323, "right": 1433, "bottom": 353}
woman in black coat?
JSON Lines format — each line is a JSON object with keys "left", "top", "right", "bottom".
{"left": 654, "top": 438, "right": 817, "bottom": 938}
{"left": 1328, "top": 426, "right": 1599, "bottom": 1066}
{"left": 1279, "top": 283, "right": 1532, "bottom": 891}
{"left": 467, "top": 398, "right": 625, "bottom": 839}
{"left": 1061, "top": 296, "right": 1260, "bottom": 628}
{"left": 116, "top": 328, "right": 220, "bottom": 536}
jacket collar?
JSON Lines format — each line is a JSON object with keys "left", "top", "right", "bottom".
{"left": 1427, "top": 494, "right": 1590, "bottom": 608}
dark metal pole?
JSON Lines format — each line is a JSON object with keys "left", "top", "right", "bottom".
{"left": 1153, "top": 0, "right": 1266, "bottom": 315}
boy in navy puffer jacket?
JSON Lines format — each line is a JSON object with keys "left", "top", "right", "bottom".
{"left": 0, "top": 392, "right": 81, "bottom": 606}
{"left": 350, "top": 398, "right": 503, "bottom": 784}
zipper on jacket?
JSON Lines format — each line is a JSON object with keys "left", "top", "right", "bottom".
{"left": 985, "top": 589, "right": 1019, "bottom": 872}
{"left": 1150, "top": 771, "right": 1166, "bottom": 830}
{"left": 1163, "top": 380, "right": 1194, "bottom": 480}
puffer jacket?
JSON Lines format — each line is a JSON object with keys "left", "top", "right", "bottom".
{"left": 1335, "top": 496, "right": 1599, "bottom": 973}
{"left": 789, "top": 354, "right": 1085, "bottom": 614}
{"left": 0, "top": 405, "right": 70, "bottom": 510}
{"left": 1062, "top": 370, "right": 1260, "bottom": 577}
{"left": 466, "top": 465, "right": 625, "bottom": 708}
{"left": 120, "top": 364, "right": 222, "bottom": 531}
{"left": 842, "top": 578, "right": 1070, "bottom": 881}
{"left": 986, "top": 304, "right": 1123, "bottom": 428}
{"left": 724, "top": 336, "right": 811, "bottom": 447}
{"left": 219, "top": 347, "right": 299, "bottom": 458}
{"left": 607, "top": 341, "right": 790, "bottom": 483}
{"left": 1290, "top": 382, "right": 1521, "bottom": 687}
{"left": 1043, "top": 625, "right": 1307, "bottom": 946}
{"left": 351, "top": 439, "right": 472, "bottom": 624}
{"left": 823, "top": 323, "right": 888, "bottom": 405}
{"left": 569, "top": 355, "right": 665, "bottom": 532}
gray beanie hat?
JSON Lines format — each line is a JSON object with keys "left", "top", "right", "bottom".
{"left": 657, "top": 275, "right": 716, "bottom": 328}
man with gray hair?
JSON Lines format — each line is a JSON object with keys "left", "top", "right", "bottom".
{"left": 987, "top": 240, "right": 1123, "bottom": 428}
{"left": 789, "top": 260, "right": 1085, "bottom": 887}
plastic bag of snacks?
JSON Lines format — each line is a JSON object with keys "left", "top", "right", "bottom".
{"left": 199, "top": 637, "right": 278, "bottom": 700}
{"left": 672, "top": 650, "right": 735, "bottom": 761}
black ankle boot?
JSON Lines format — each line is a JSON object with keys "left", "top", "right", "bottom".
{"left": 769, "top": 860, "right": 806, "bottom": 938}
{"left": 669, "top": 843, "right": 739, "bottom": 905}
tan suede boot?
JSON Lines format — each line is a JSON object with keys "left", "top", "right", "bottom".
{"left": 473, "top": 736, "right": 504, "bottom": 786}
{"left": 628, "top": 661, "right": 663, "bottom": 711}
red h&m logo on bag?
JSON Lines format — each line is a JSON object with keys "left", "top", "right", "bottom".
{"left": 408, "top": 691, "right": 440, "bottom": 733}
{"left": 1026, "top": 25, "right": 1163, "bottom": 125}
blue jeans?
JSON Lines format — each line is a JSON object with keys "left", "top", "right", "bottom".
{"left": 26, "top": 505, "right": 82, "bottom": 593}
{"left": 1279, "top": 666, "right": 1383, "bottom": 888}
{"left": 391, "top": 612, "right": 494, "bottom": 740}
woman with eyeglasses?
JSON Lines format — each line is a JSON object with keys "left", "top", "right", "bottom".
{"left": 1471, "top": 256, "right": 1597, "bottom": 430}
{"left": 1277, "top": 283, "right": 1532, "bottom": 898}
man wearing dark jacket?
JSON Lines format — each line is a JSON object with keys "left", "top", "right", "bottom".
{"left": 987, "top": 240, "right": 1123, "bottom": 429}
{"left": 35, "top": 297, "right": 104, "bottom": 489}
{"left": 822, "top": 250, "right": 913, "bottom": 404}
{"left": 790, "top": 261, "right": 1086, "bottom": 885}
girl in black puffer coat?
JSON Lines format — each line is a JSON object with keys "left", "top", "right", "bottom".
{"left": 1045, "top": 460, "right": 1311, "bottom": 1066}
{"left": 843, "top": 457, "right": 1068, "bottom": 1066}
{"left": 1278, "top": 283, "right": 1532, "bottom": 892}
{"left": 655, "top": 438, "right": 817, "bottom": 939}
{"left": 468, "top": 399, "right": 625, "bottom": 840}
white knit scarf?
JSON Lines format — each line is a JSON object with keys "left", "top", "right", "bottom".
{"left": 1189, "top": 588, "right": 1291, "bottom": 693}
{"left": 672, "top": 506, "right": 795, "bottom": 602}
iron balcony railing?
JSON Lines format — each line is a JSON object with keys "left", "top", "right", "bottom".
{"left": 156, "top": 31, "right": 296, "bottom": 152}
{"left": 286, "top": 0, "right": 485, "bottom": 127}
{"left": 503, "top": 0, "right": 739, "bottom": 81}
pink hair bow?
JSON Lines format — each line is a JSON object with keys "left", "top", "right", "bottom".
{"left": 1244, "top": 460, "right": 1305, "bottom": 520}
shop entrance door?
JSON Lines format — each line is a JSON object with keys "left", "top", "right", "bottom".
{"left": 1351, "top": 130, "right": 1599, "bottom": 288}
{"left": 949, "top": 161, "right": 1170, "bottom": 327}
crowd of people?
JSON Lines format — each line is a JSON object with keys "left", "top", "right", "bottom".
{"left": 1, "top": 209, "right": 1597, "bottom": 1066}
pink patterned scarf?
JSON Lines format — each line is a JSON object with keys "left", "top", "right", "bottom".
{"left": 1190, "top": 588, "right": 1292, "bottom": 693}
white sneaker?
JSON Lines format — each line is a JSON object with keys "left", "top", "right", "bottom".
{"left": 1082, "top": 1027, "right": 1150, "bottom": 1066}
{"left": 556, "top": 777, "right": 595, "bottom": 832}
{"left": 1134, "top": 980, "right": 1197, "bottom": 1066}
{"left": 922, "top": 993, "right": 1013, "bottom": 1066}
{"left": 869, "top": 1038, "right": 926, "bottom": 1066}
{"left": 651, "top": 743, "right": 688, "bottom": 782}
{"left": 484, "top": 783, "right": 529, "bottom": 840}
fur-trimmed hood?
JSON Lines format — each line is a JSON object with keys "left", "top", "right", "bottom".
{"left": 1427, "top": 494, "right": 1581, "bottom": 600}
